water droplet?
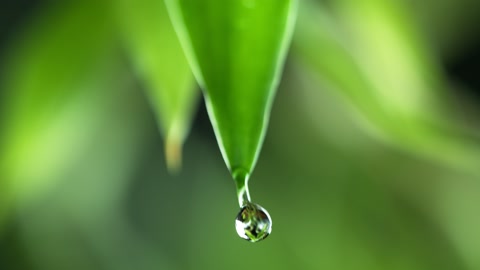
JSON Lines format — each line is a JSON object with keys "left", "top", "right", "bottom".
{"left": 231, "top": 168, "right": 272, "bottom": 242}
{"left": 235, "top": 202, "right": 272, "bottom": 242}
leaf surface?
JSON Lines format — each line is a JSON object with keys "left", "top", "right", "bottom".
{"left": 165, "top": 0, "right": 298, "bottom": 177}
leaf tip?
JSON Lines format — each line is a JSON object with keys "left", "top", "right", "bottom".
{"left": 165, "top": 133, "right": 183, "bottom": 174}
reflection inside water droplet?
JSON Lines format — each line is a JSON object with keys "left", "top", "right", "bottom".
{"left": 235, "top": 202, "right": 272, "bottom": 242}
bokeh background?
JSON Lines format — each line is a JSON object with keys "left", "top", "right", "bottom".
{"left": 1, "top": 0, "right": 480, "bottom": 269}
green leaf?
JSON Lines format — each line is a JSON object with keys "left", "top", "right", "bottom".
{"left": 115, "top": 0, "right": 198, "bottom": 172}
{"left": 165, "top": 0, "right": 298, "bottom": 179}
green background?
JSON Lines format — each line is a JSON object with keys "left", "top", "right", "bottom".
{"left": 1, "top": 0, "right": 480, "bottom": 269}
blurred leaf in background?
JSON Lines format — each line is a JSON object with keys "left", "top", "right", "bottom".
{"left": 0, "top": 0, "right": 480, "bottom": 270}
{"left": 293, "top": 0, "right": 480, "bottom": 174}
{"left": 116, "top": 0, "right": 198, "bottom": 172}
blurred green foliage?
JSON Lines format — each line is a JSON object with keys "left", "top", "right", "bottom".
{"left": 1, "top": 0, "right": 480, "bottom": 270}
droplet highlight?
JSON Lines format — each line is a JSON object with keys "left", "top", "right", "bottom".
{"left": 235, "top": 202, "right": 272, "bottom": 242}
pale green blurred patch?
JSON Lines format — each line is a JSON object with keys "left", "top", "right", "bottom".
{"left": 0, "top": 0, "right": 117, "bottom": 222}
{"left": 293, "top": 0, "right": 480, "bottom": 174}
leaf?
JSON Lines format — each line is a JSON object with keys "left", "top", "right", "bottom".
{"left": 115, "top": 0, "right": 198, "bottom": 172}
{"left": 165, "top": 0, "right": 298, "bottom": 180}
{"left": 293, "top": 0, "right": 480, "bottom": 174}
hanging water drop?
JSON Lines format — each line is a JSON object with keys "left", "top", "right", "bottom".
{"left": 235, "top": 202, "right": 272, "bottom": 242}
{"left": 232, "top": 168, "right": 272, "bottom": 242}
